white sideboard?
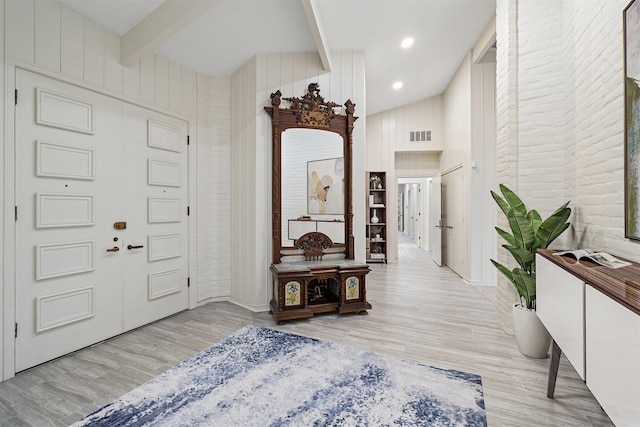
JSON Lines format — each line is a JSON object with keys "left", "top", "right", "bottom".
{"left": 585, "top": 286, "right": 640, "bottom": 426}
{"left": 537, "top": 255, "right": 585, "bottom": 380}
{"left": 536, "top": 250, "right": 640, "bottom": 427}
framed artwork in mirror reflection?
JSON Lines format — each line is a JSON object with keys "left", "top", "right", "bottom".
{"left": 307, "top": 157, "right": 344, "bottom": 215}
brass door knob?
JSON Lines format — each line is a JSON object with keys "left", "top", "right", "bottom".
{"left": 106, "top": 246, "right": 120, "bottom": 252}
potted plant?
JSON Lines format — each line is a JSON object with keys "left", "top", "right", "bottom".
{"left": 491, "top": 184, "right": 571, "bottom": 358}
{"left": 370, "top": 175, "right": 381, "bottom": 189}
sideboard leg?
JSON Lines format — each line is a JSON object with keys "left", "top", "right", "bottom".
{"left": 547, "top": 340, "right": 561, "bottom": 398}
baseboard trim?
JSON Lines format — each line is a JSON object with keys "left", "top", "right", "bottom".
{"left": 229, "top": 298, "right": 270, "bottom": 313}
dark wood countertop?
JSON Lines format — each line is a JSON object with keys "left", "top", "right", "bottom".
{"left": 538, "top": 249, "right": 640, "bottom": 316}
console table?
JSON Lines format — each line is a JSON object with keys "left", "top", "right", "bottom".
{"left": 537, "top": 249, "right": 640, "bottom": 427}
{"left": 270, "top": 259, "right": 371, "bottom": 324}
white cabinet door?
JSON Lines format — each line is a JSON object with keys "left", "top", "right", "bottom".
{"left": 536, "top": 255, "right": 585, "bottom": 379}
{"left": 586, "top": 286, "right": 640, "bottom": 427}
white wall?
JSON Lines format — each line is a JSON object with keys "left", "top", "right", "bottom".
{"left": 495, "top": 0, "right": 640, "bottom": 332}
{"left": 470, "top": 59, "right": 497, "bottom": 287}
{"left": 230, "top": 52, "right": 366, "bottom": 311}
{"left": 442, "top": 53, "right": 474, "bottom": 175}
{"left": 1, "top": 0, "right": 232, "bottom": 379}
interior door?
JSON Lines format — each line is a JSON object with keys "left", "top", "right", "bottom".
{"left": 14, "top": 69, "right": 125, "bottom": 371}
{"left": 442, "top": 170, "right": 465, "bottom": 276}
{"left": 430, "top": 175, "right": 442, "bottom": 266}
{"left": 397, "top": 191, "right": 404, "bottom": 232}
{"left": 121, "top": 103, "right": 189, "bottom": 331}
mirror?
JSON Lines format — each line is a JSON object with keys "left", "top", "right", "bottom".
{"left": 265, "top": 84, "right": 357, "bottom": 263}
{"left": 281, "top": 129, "right": 344, "bottom": 245}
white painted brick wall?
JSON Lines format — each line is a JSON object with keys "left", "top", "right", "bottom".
{"left": 196, "top": 76, "right": 232, "bottom": 303}
{"left": 495, "top": 0, "right": 519, "bottom": 334}
{"left": 496, "top": 0, "right": 639, "bottom": 333}
{"left": 570, "top": 0, "right": 631, "bottom": 258}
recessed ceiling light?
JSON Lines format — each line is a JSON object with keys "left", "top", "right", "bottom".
{"left": 401, "top": 37, "right": 414, "bottom": 49}
{"left": 393, "top": 81, "right": 403, "bottom": 90}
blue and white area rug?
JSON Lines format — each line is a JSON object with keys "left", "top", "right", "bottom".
{"left": 72, "top": 325, "right": 486, "bottom": 426}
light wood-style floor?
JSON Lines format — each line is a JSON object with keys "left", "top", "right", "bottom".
{"left": 0, "top": 233, "right": 613, "bottom": 426}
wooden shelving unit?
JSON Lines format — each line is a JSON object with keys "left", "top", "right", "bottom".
{"left": 366, "top": 171, "right": 387, "bottom": 263}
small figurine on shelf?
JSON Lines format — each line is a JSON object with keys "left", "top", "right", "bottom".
{"left": 370, "top": 175, "right": 382, "bottom": 189}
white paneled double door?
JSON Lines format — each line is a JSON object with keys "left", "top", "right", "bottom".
{"left": 14, "top": 69, "right": 189, "bottom": 371}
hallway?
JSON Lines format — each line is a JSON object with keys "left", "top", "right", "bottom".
{"left": 0, "top": 245, "right": 612, "bottom": 426}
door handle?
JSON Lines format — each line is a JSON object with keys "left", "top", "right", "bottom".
{"left": 127, "top": 245, "right": 144, "bottom": 250}
{"left": 106, "top": 246, "right": 120, "bottom": 252}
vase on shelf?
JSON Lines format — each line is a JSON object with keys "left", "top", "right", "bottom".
{"left": 371, "top": 209, "right": 379, "bottom": 224}
{"left": 377, "top": 183, "right": 382, "bottom": 189}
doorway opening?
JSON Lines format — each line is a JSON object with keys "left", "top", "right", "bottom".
{"left": 397, "top": 177, "right": 431, "bottom": 259}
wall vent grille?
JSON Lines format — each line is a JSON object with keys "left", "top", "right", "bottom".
{"left": 410, "top": 131, "right": 431, "bottom": 142}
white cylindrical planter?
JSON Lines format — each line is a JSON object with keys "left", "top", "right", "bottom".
{"left": 512, "top": 305, "right": 551, "bottom": 358}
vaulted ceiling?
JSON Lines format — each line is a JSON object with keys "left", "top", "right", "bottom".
{"left": 57, "top": 0, "right": 495, "bottom": 115}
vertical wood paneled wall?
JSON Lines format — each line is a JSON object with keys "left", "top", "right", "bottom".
{"left": 469, "top": 61, "right": 497, "bottom": 287}
{"left": 4, "top": 0, "right": 199, "bottom": 117}
{"left": 230, "top": 52, "right": 366, "bottom": 311}
{"left": 440, "top": 53, "right": 472, "bottom": 281}
{"left": 442, "top": 53, "right": 472, "bottom": 173}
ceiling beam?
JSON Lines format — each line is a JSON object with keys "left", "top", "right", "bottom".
{"left": 472, "top": 16, "right": 496, "bottom": 64}
{"left": 301, "top": 0, "right": 332, "bottom": 72}
{"left": 121, "top": 0, "right": 217, "bottom": 67}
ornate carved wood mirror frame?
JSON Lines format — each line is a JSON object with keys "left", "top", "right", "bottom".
{"left": 265, "top": 84, "right": 357, "bottom": 264}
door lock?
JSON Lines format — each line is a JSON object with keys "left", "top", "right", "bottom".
{"left": 113, "top": 222, "right": 127, "bottom": 230}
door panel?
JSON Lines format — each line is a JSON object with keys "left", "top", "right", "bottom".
{"left": 15, "top": 69, "right": 124, "bottom": 371}
{"left": 442, "top": 170, "right": 465, "bottom": 277}
{"left": 15, "top": 70, "right": 190, "bottom": 371}
{"left": 121, "top": 103, "right": 189, "bottom": 331}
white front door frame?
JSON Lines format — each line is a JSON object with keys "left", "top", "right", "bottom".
{"left": 2, "top": 59, "right": 197, "bottom": 381}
